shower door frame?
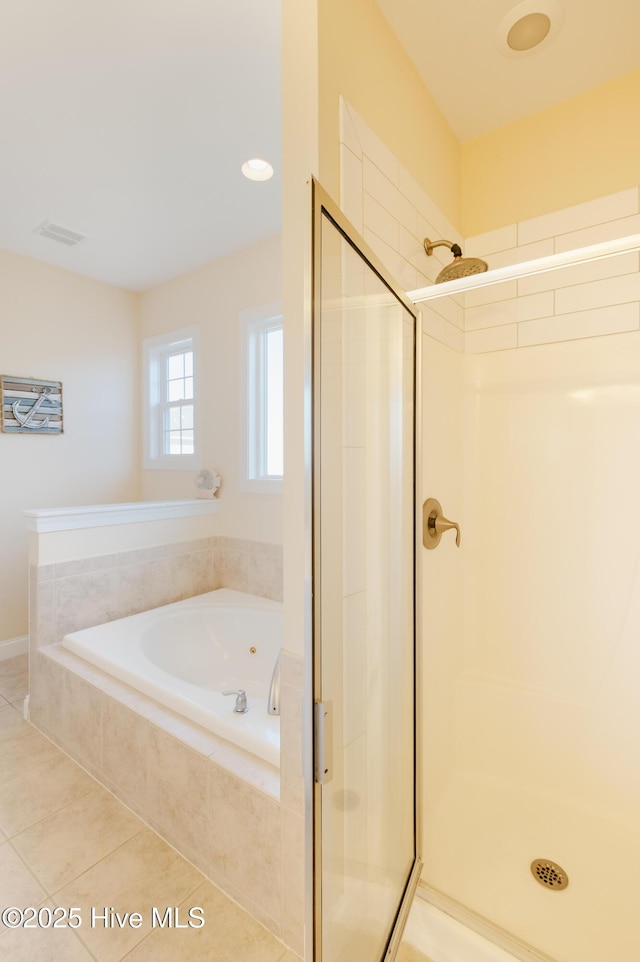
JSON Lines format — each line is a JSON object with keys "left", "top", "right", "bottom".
{"left": 310, "top": 177, "right": 424, "bottom": 961}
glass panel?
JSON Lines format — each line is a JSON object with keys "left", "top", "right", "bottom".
{"left": 266, "top": 327, "right": 284, "bottom": 476}
{"left": 167, "top": 430, "right": 182, "bottom": 454}
{"left": 181, "top": 405, "right": 193, "bottom": 430}
{"left": 318, "top": 212, "right": 415, "bottom": 961}
{"left": 168, "top": 379, "right": 185, "bottom": 402}
{"left": 184, "top": 351, "right": 193, "bottom": 377}
{"left": 184, "top": 376, "right": 194, "bottom": 399}
{"left": 167, "top": 353, "right": 184, "bottom": 380}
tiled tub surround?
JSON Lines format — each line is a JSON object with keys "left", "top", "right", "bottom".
{"left": 27, "top": 535, "right": 304, "bottom": 954}
{"left": 0, "top": 657, "right": 298, "bottom": 962}
{"left": 30, "top": 645, "right": 288, "bottom": 940}
{"left": 30, "top": 535, "right": 283, "bottom": 651}
{"left": 62, "top": 589, "right": 282, "bottom": 767}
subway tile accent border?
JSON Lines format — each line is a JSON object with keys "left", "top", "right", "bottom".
{"left": 340, "top": 97, "right": 640, "bottom": 356}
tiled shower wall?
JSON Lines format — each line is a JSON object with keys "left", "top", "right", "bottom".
{"left": 340, "top": 97, "right": 640, "bottom": 355}
{"left": 463, "top": 188, "right": 640, "bottom": 353}
{"left": 30, "top": 535, "right": 283, "bottom": 650}
{"left": 339, "top": 97, "right": 465, "bottom": 351}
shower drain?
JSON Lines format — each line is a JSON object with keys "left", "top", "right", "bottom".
{"left": 530, "top": 859, "right": 568, "bottom": 890}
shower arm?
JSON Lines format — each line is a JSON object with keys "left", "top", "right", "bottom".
{"left": 424, "top": 238, "right": 463, "bottom": 258}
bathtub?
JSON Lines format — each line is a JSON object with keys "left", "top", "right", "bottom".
{"left": 62, "top": 588, "right": 281, "bottom": 767}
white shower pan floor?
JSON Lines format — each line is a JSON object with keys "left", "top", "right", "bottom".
{"left": 403, "top": 898, "right": 525, "bottom": 962}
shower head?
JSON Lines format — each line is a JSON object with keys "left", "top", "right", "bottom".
{"left": 424, "top": 238, "right": 489, "bottom": 284}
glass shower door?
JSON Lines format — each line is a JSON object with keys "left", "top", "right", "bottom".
{"left": 312, "top": 181, "right": 421, "bottom": 961}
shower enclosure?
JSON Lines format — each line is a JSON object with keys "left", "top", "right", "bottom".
{"left": 412, "top": 235, "right": 640, "bottom": 962}
{"left": 311, "top": 181, "right": 422, "bottom": 961}
{"left": 310, "top": 167, "right": 640, "bottom": 962}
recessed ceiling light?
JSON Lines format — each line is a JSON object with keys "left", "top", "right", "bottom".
{"left": 498, "top": 0, "right": 562, "bottom": 56}
{"left": 241, "top": 158, "right": 274, "bottom": 182}
{"left": 507, "top": 12, "right": 551, "bottom": 50}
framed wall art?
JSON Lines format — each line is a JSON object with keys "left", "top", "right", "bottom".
{"left": 1, "top": 376, "right": 63, "bottom": 435}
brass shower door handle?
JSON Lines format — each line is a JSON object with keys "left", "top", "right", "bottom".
{"left": 423, "top": 498, "right": 461, "bottom": 549}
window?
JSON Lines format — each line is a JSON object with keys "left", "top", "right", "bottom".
{"left": 240, "top": 304, "right": 283, "bottom": 492}
{"left": 143, "top": 327, "right": 200, "bottom": 470}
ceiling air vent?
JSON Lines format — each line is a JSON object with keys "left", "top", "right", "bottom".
{"left": 33, "top": 220, "right": 86, "bottom": 247}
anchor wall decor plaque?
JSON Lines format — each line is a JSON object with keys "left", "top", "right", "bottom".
{"left": 1, "top": 376, "right": 63, "bottom": 435}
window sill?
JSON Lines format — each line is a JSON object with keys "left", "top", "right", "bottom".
{"left": 240, "top": 478, "right": 283, "bottom": 495}
{"left": 143, "top": 455, "right": 201, "bottom": 472}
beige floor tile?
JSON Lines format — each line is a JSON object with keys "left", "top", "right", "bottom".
{"left": 0, "top": 655, "right": 29, "bottom": 705}
{"left": 13, "top": 785, "right": 144, "bottom": 893}
{"left": 0, "top": 654, "right": 28, "bottom": 675}
{"left": 123, "top": 879, "right": 287, "bottom": 962}
{"left": 4, "top": 673, "right": 29, "bottom": 706}
{"left": 0, "top": 703, "right": 25, "bottom": 739}
{"left": 278, "top": 951, "right": 304, "bottom": 961}
{"left": 0, "top": 899, "right": 94, "bottom": 961}
{"left": 0, "top": 723, "right": 62, "bottom": 785}
{"left": 0, "top": 753, "right": 96, "bottom": 837}
{"left": 54, "top": 828, "right": 204, "bottom": 962}
{"left": 0, "top": 840, "right": 47, "bottom": 908}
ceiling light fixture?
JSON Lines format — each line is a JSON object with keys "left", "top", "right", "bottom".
{"left": 507, "top": 12, "right": 551, "bottom": 50}
{"left": 241, "top": 158, "right": 274, "bottom": 182}
{"left": 498, "top": 0, "right": 562, "bottom": 56}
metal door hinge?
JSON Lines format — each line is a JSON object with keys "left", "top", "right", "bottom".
{"left": 314, "top": 701, "right": 333, "bottom": 784}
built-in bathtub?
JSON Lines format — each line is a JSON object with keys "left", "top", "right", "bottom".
{"left": 27, "top": 507, "right": 304, "bottom": 953}
{"left": 62, "top": 588, "right": 281, "bottom": 767}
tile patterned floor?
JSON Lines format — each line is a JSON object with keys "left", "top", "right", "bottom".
{"left": 0, "top": 654, "right": 431, "bottom": 962}
{"left": 0, "top": 654, "right": 297, "bottom": 961}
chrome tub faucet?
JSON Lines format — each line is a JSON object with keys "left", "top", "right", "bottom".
{"left": 222, "top": 689, "right": 248, "bottom": 713}
{"left": 267, "top": 654, "right": 281, "bottom": 716}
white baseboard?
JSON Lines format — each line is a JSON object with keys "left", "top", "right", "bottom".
{"left": 0, "top": 635, "right": 28, "bottom": 661}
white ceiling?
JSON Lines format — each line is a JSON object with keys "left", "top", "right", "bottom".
{"left": 3, "top": 1, "right": 640, "bottom": 291}
{"left": 374, "top": 0, "right": 640, "bottom": 142}
{"left": 0, "top": 0, "right": 281, "bottom": 291}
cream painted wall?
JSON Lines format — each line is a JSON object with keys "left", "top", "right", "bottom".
{"left": 318, "top": 3, "right": 640, "bottom": 260}
{"left": 318, "top": 0, "right": 460, "bottom": 232}
{"left": 281, "top": 0, "right": 318, "bottom": 669}
{"left": 281, "top": 0, "right": 318, "bottom": 951}
{"left": 138, "top": 235, "right": 283, "bottom": 547}
{"left": 0, "top": 249, "right": 139, "bottom": 642}
{"left": 461, "top": 68, "right": 640, "bottom": 237}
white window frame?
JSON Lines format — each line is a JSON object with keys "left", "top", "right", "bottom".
{"left": 142, "top": 325, "right": 200, "bottom": 471}
{"left": 239, "top": 302, "right": 283, "bottom": 494}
